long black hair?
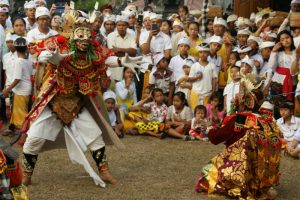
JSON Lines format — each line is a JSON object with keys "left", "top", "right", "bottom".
{"left": 173, "top": 91, "right": 188, "bottom": 106}
{"left": 276, "top": 30, "right": 296, "bottom": 52}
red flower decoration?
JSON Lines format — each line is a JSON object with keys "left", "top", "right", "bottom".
{"left": 92, "top": 40, "right": 100, "bottom": 47}
{"left": 57, "top": 35, "right": 66, "bottom": 44}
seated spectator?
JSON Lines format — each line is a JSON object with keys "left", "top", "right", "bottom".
{"left": 189, "top": 105, "right": 209, "bottom": 141}
{"left": 277, "top": 101, "right": 300, "bottom": 149}
{"left": 135, "top": 88, "right": 168, "bottom": 137}
{"left": 103, "top": 90, "right": 124, "bottom": 138}
{"left": 206, "top": 92, "right": 225, "bottom": 128}
{"left": 164, "top": 92, "right": 192, "bottom": 140}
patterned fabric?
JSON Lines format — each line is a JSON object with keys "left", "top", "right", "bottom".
{"left": 136, "top": 121, "right": 160, "bottom": 134}
{"left": 195, "top": 113, "right": 282, "bottom": 199}
{"left": 143, "top": 102, "right": 168, "bottom": 123}
{"left": 201, "top": 0, "right": 209, "bottom": 37}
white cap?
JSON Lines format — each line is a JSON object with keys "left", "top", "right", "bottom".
{"left": 227, "top": 14, "right": 238, "bottom": 23}
{"left": 0, "top": 6, "right": 8, "bottom": 13}
{"left": 150, "top": 13, "right": 162, "bottom": 20}
{"left": 235, "top": 17, "right": 251, "bottom": 28}
{"left": 173, "top": 20, "right": 183, "bottom": 28}
{"left": 5, "top": 33, "right": 17, "bottom": 42}
{"left": 153, "top": 53, "right": 165, "bottom": 66}
{"left": 247, "top": 35, "right": 261, "bottom": 45}
{"left": 250, "top": 13, "right": 256, "bottom": 21}
{"left": 241, "top": 56, "right": 254, "bottom": 68}
{"left": 213, "top": 17, "right": 227, "bottom": 28}
{"left": 143, "top": 11, "right": 152, "bottom": 20}
{"left": 35, "top": 6, "right": 50, "bottom": 19}
{"left": 260, "top": 101, "right": 274, "bottom": 111}
{"left": 238, "top": 45, "right": 252, "bottom": 53}
{"left": 259, "top": 41, "right": 275, "bottom": 49}
{"left": 116, "top": 15, "right": 129, "bottom": 23}
{"left": 197, "top": 43, "right": 210, "bottom": 52}
{"left": 24, "top": 1, "right": 36, "bottom": 9}
{"left": 103, "top": 90, "right": 116, "bottom": 101}
{"left": 178, "top": 37, "right": 190, "bottom": 46}
{"left": 0, "top": 0, "right": 9, "bottom": 6}
{"left": 104, "top": 15, "right": 116, "bottom": 23}
{"left": 168, "top": 13, "right": 179, "bottom": 21}
{"left": 121, "top": 10, "right": 136, "bottom": 17}
{"left": 237, "top": 28, "right": 251, "bottom": 35}
{"left": 34, "top": 0, "right": 46, "bottom": 6}
{"left": 291, "top": 0, "right": 300, "bottom": 5}
{"left": 209, "top": 35, "right": 223, "bottom": 45}
{"left": 183, "top": 59, "right": 194, "bottom": 68}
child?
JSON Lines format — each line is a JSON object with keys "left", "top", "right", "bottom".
{"left": 247, "top": 35, "right": 263, "bottom": 71}
{"left": 169, "top": 37, "right": 195, "bottom": 82}
{"left": 225, "top": 51, "right": 239, "bottom": 84}
{"left": 165, "top": 92, "right": 193, "bottom": 140}
{"left": 223, "top": 65, "right": 241, "bottom": 114}
{"left": 287, "top": 129, "right": 300, "bottom": 159}
{"left": 206, "top": 92, "right": 225, "bottom": 127}
{"left": 176, "top": 59, "right": 193, "bottom": 103}
{"left": 103, "top": 90, "right": 124, "bottom": 138}
{"left": 115, "top": 67, "right": 137, "bottom": 114}
{"left": 149, "top": 53, "right": 175, "bottom": 106}
{"left": 2, "top": 33, "right": 17, "bottom": 124}
{"left": 237, "top": 28, "right": 250, "bottom": 47}
{"left": 161, "top": 20, "right": 172, "bottom": 37}
{"left": 277, "top": 102, "right": 300, "bottom": 150}
{"left": 189, "top": 105, "right": 209, "bottom": 141}
{"left": 208, "top": 35, "right": 223, "bottom": 74}
{"left": 172, "top": 20, "right": 184, "bottom": 37}
{"left": 187, "top": 43, "right": 218, "bottom": 110}
{"left": 240, "top": 56, "right": 256, "bottom": 75}
{"left": 2, "top": 37, "right": 33, "bottom": 134}
{"left": 135, "top": 88, "right": 168, "bottom": 137}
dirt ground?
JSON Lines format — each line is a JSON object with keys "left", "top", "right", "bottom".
{"left": 9, "top": 135, "right": 300, "bottom": 200}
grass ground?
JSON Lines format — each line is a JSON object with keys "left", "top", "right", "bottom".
{"left": 8, "top": 135, "right": 300, "bottom": 200}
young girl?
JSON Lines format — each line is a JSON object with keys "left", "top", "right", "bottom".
{"left": 12, "top": 17, "right": 26, "bottom": 37}
{"left": 206, "top": 92, "right": 225, "bottom": 128}
{"left": 115, "top": 67, "right": 137, "bottom": 115}
{"left": 135, "top": 88, "right": 168, "bottom": 137}
{"left": 189, "top": 105, "right": 209, "bottom": 141}
{"left": 149, "top": 54, "right": 175, "bottom": 106}
{"left": 165, "top": 92, "right": 193, "bottom": 140}
{"left": 270, "top": 30, "right": 296, "bottom": 102}
{"left": 2, "top": 37, "right": 33, "bottom": 133}
{"left": 176, "top": 59, "right": 193, "bottom": 104}
{"left": 178, "top": 5, "right": 189, "bottom": 21}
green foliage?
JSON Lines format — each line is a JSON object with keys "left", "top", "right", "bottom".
{"left": 75, "top": 0, "right": 109, "bottom": 12}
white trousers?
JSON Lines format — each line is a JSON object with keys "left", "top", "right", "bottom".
{"left": 23, "top": 106, "right": 105, "bottom": 155}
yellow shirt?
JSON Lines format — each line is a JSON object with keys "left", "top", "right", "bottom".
{"left": 188, "top": 37, "right": 203, "bottom": 60}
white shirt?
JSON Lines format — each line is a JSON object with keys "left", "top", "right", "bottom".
{"left": 12, "top": 58, "right": 33, "bottom": 96}
{"left": 277, "top": 116, "right": 300, "bottom": 142}
{"left": 250, "top": 53, "right": 264, "bottom": 69}
{"left": 140, "top": 31, "right": 172, "bottom": 54}
{"left": 24, "top": 17, "right": 38, "bottom": 31}
{"left": 108, "top": 110, "right": 117, "bottom": 126}
{"left": 115, "top": 80, "right": 137, "bottom": 112}
{"left": 3, "top": 51, "right": 17, "bottom": 87}
{"left": 26, "top": 27, "right": 58, "bottom": 43}
{"left": 107, "top": 30, "right": 137, "bottom": 50}
{"left": 208, "top": 54, "right": 222, "bottom": 73}
{"left": 189, "top": 62, "right": 218, "bottom": 96}
{"left": 259, "top": 61, "right": 273, "bottom": 89}
{"left": 149, "top": 70, "right": 175, "bottom": 94}
{"left": 169, "top": 55, "right": 195, "bottom": 81}
{"left": 223, "top": 81, "right": 240, "bottom": 113}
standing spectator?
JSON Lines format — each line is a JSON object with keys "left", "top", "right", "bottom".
{"left": 187, "top": 22, "right": 203, "bottom": 60}
{"left": 149, "top": 53, "right": 175, "bottom": 106}
{"left": 187, "top": 43, "right": 217, "bottom": 110}
{"left": 2, "top": 37, "right": 33, "bottom": 133}
{"left": 169, "top": 37, "right": 195, "bottom": 82}
{"left": 247, "top": 35, "right": 263, "bottom": 71}
{"left": 101, "top": 15, "right": 116, "bottom": 39}
{"left": 24, "top": 1, "right": 37, "bottom": 31}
